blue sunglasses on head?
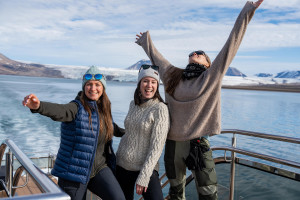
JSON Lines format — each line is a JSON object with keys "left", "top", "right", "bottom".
{"left": 83, "top": 74, "right": 103, "bottom": 80}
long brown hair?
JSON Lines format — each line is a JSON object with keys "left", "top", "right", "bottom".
{"left": 80, "top": 89, "right": 113, "bottom": 142}
{"left": 134, "top": 80, "right": 165, "bottom": 106}
{"left": 164, "top": 67, "right": 184, "bottom": 97}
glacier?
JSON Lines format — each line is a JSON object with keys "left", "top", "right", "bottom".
{"left": 45, "top": 64, "right": 300, "bottom": 86}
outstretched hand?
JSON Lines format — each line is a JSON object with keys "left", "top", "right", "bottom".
{"left": 22, "top": 94, "right": 40, "bottom": 110}
{"left": 253, "top": 0, "right": 264, "bottom": 8}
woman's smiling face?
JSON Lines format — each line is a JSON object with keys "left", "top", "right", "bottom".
{"left": 139, "top": 77, "right": 158, "bottom": 99}
{"left": 84, "top": 80, "right": 103, "bottom": 101}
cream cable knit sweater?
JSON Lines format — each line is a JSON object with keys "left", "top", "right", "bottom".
{"left": 116, "top": 99, "right": 170, "bottom": 187}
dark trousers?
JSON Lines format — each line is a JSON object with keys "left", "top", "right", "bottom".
{"left": 58, "top": 167, "right": 125, "bottom": 200}
{"left": 164, "top": 138, "right": 218, "bottom": 200}
{"left": 116, "top": 165, "right": 164, "bottom": 200}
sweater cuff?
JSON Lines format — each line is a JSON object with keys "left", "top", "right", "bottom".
{"left": 136, "top": 31, "right": 149, "bottom": 46}
{"left": 30, "top": 101, "right": 43, "bottom": 113}
{"left": 247, "top": 1, "right": 257, "bottom": 9}
{"left": 136, "top": 174, "right": 151, "bottom": 188}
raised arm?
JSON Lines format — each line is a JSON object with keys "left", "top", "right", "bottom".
{"left": 135, "top": 31, "right": 173, "bottom": 80}
{"left": 206, "top": 0, "right": 264, "bottom": 79}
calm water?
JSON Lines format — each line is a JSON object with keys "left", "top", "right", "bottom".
{"left": 1, "top": 74, "right": 300, "bottom": 198}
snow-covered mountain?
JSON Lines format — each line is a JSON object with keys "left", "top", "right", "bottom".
{"left": 45, "top": 63, "right": 300, "bottom": 86}
{"left": 275, "top": 71, "right": 300, "bottom": 78}
{"left": 126, "top": 59, "right": 151, "bottom": 70}
{"left": 1, "top": 52, "right": 300, "bottom": 86}
{"left": 45, "top": 59, "right": 300, "bottom": 85}
{"left": 226, "top": 67, "right": 246, "bottom": 77}
{"left": 254, "top": 71, "right": 300, "bottom": 79}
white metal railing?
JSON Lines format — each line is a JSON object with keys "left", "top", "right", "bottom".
{"left": 213, "top": 129, "right": 300, "bottom": 200}
{"left": 1, "top": 139, "right": 70, "bottom": 200}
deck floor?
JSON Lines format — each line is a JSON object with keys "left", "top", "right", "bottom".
{"left": 0, "top": 174, "right": 57, "bottom": 198}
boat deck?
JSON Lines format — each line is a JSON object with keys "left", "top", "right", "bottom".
{"left": 1, "top": 174, "right": 58, "bottom": 198}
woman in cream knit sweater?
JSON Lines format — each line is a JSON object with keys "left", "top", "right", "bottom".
{"left": 116, "top": 64, "right": 170, "bottom": 200}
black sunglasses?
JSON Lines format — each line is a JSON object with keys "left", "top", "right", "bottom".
{"left": 83, "top": 74, "right": 103, "bottom": 80}
{"left": 139, "top": 64, "right": 159, "bottom": 72}
{"left": 189, "top": 50, "right": 205, "bottom": 57}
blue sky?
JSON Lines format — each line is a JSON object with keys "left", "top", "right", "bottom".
{"left": 0, "top": 0, "right": 300, "bottom": 76}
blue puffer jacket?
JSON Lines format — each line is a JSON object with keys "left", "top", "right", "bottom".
{"left": 51, "top": 100, "right": 100, "bottom": 184}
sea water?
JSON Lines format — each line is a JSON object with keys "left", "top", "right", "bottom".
{"left": 1, "top": 74, "right": 300, "bottom": 198}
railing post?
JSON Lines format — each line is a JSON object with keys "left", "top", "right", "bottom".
{"left": 48, "top": 153, "right": 52, "bottom": 175}
{"left": 5, "top": 149, "right": 13, "bottom": 197}
{"left": 229, "top": 133, "right": 236, "bottom": 200}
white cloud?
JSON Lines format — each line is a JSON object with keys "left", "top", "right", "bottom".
{"left": 0, "top": 0, "right": 299, "bottom": 74}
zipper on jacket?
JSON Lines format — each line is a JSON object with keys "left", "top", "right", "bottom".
{"left": 86, "top": 101, "right": 100, "bottom": 182}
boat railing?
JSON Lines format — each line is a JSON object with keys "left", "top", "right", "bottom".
{"left": 0, "top": 139, "right": 70, "bottom": 200}
{"left": 3, "top": 130, "right": 298, "bottom": 200}
{"left": 154, "top": 129, "right": 300, "bottom": 200}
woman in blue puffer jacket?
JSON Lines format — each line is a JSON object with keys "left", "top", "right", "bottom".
{"left": 22, "top": 66, "right": 125, "bottom": 200}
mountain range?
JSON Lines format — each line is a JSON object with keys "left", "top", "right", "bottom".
{"left": 1, "top": 53, "right": 299, "bottom": 81}
{"left": 275, "top": 71, "right": 300, "bottom": 78}
{"left": 255, "top": 72, "right": 300, "bottom": 78}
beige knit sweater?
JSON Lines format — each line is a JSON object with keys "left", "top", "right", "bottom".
{"left": 136, "top": 2, "right": 257, "bottom": 141}
{"left": 116, "top": 99, "right": 170, "bottom": 187}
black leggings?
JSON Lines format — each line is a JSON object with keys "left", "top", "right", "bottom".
{"left": 116, "top": 165, "right": 164, "bottom": 200}
{"left": 58, "top": 167, "right": 125, "bottom": 200}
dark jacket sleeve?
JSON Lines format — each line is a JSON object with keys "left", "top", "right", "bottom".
{"left": 31, "top": 101, "right": 78, "bottom": 122}
{"left": 113, "top": 123, "right": 125, "bottom": 137}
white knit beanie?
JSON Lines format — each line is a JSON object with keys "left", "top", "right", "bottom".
{"left": 138, "top": 66, "right": 160, "bottom": 83}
